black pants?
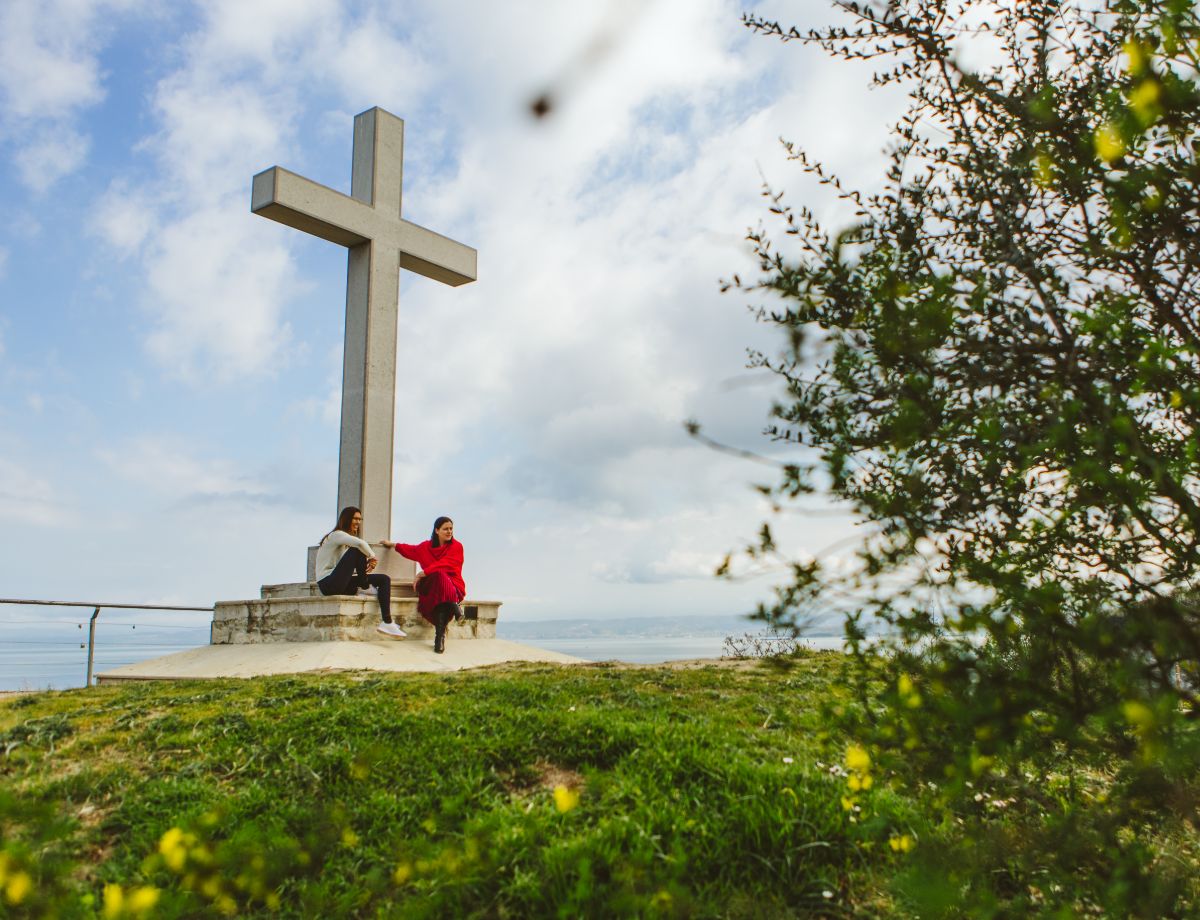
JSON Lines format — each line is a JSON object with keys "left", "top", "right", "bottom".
{"left": 317, "top": 547, "right": 393, "bottom": 623}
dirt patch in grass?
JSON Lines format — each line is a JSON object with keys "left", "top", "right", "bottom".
{"left": 500, "top": 759, "right": 586, "bottom": 798}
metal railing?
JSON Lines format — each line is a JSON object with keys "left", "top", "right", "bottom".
{"left": 0, "top": 598, "right": 212, "bottom": 687}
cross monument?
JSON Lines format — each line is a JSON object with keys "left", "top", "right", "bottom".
{"left": 251, "top": 107, "right": 476, "bottom": 543}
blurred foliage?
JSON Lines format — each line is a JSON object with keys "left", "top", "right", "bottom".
{"left": 735, "top": 0, "right": 1200, "bottom": 914}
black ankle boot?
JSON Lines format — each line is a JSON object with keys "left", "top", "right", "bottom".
{"left": 433, "top": 604, "right": 452, "bottom": 654}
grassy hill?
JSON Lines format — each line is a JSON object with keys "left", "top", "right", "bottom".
{"left": 0, "top": 654, "right": 1194, "bottom": 917}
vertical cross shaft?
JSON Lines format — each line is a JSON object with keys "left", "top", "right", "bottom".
{"left": 341, "top": 111, "right": 403, "bottom": 540}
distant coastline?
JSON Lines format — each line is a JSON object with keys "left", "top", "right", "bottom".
{"left": 0, "top": 614, "right": 847, "bottom": 692}
{"left": 497, "top": 613, "right": 843, "bottom": 640}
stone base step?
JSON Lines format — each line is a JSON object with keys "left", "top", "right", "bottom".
{"left": 213, "top": 593, "right": 500, "bottom": 645}
{"left": 261, "top": 581, "right": 418, "bottom": 600}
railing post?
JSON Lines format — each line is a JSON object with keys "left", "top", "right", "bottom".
{"left": 86, "top": 607, "right": 101, "bottom": 687}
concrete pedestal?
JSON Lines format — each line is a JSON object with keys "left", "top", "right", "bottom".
{"left": 213, "top": 581, "right": 500, "bottom": 644}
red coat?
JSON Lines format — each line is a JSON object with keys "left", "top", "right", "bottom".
{"left": 393, "top": 539, "right": 466, "bottom": 597}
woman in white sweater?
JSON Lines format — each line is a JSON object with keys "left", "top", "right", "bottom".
{"left": 315, "top": 506, "right": 404, "bottom": 638}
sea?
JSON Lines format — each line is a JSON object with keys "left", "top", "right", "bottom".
{"left": 0, "top": 608, "right": 847, "bottom": 692}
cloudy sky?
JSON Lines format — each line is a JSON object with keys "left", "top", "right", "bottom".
{"left": 0, "top": 0, "right": 903, "bottom": 622}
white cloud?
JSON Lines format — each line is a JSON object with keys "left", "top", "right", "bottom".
{"left": 593, "top": 547, "right": 724, "bottom": 585}
{"left": 0, "top": 246, "right": 8, "bottom": 280}
{"left": 147, "top": 75, "right": 294, "bottom": 200}
{"left": 97, "top": 434, "right": 279, "bottom": 505}
{"left": 13, "top": 126, "right": 91, "bottom": 193}
{"left": 105, "top": 2, "right": 436, "bottom": 382}
{"left": 193, "top": 0, "right": 339, "bottom": 71}
{"left": 141, "top": 206, "right": 296, "bottom": 381}
{"left": 0, "top": 456, "right": 72, "bottom": 527}
{"left": 0, "top": 0, "right": 147, "bottom": 190}
{"left": 91, "top": 181, "right": 157, "bottom": 254}
{"left": 0, "top": 2, "right": 105, "bottom": 119}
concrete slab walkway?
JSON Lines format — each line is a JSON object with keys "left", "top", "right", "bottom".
{"left": 95, "top": 639, "right": 583, "bottom": 683}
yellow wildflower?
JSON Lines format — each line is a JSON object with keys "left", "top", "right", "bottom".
{"left": 1123, "top": 39, "right": 1148, "bottom": 75}
{"left": 888, "top": 834, "right": 916, "bottom": 853}
{"left": 341, "top": 828, "right": 360, "bottom": 848}
{"left": 393, "top": 862, "right": 413, "bottom": 885}
{"left": 1129, "top": 79, "right": 1162, "bottom": 125}
{"left": 103, "top": 883, "right": 125, "bottom": 920}
{"left": 1095, "top": 123, "right": 1126, "bottom": 164}
{"left": 553, "top": 785, "right": 580, "bottom": 813}
{"left": 848, "top": 773, "right": 873, "bottom": 792}
{"left": 159, "top": 827, "right": 188, "bottom": 872}
{"left": 845, "top": 744, "right": 870, "bottom": 773}
{"left": 4, "top": 871, "right": 32, "bottom": 905}
{"left": 1123, "top": 700, "right": 1154, "bottom": 731}
{"left": 127, "top": 886, "right": 161, "bottom": 915}
{"left": 1033, "top": 150, "right": 1054, "bottom": 188}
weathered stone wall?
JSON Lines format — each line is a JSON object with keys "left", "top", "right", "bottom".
{"left": 212, "top": 588, "right": 499, "bottom": 644}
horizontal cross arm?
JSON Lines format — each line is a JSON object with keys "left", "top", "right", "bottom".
{"left": 251, "top": 167, "right": 377, "bottom": 248}
{"left": 397, "top": 220, "right": 477, "bottom": 286}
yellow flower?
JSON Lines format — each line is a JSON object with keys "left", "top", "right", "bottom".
{"left": 341, "top": 828, "right": 360, "bottom": 848}
{"left": 1094, "top": 123, "right": 1126, "bottom": 164}
{"left": 1129, "top": 79, "right": 1162, "bottom": 126}
{"left": 4, "top": 871, "right": 32, "bottom": 905}
{"left": 840, "top": 796, "right": 856, "bottom": 812}
{"left": 553, "top": 785, "right": 580, "bottom": 813}
{"left": 1123, "top": 39, "right": 1148, "bottom": 75}
{"left": 845, "top": 744, "right": 870, "bottom": 773}
{"left": 1033, "top": 150, "right": 1054, "bottom": 188}
{"left": 127, "top": 886, "right": 161, "bottom": 915}
{"left": 103, "top": 883, "right": 125, "bottom": 919}
{"left": 392, "top": 862, "right": 413, "bottom": 885}
{"left": 888, "top": 834, "right": 915, "bottom": 853}
{"left": 159, "top": 827, "right": 188, "bottom": 872}
{"left": 1123, "top": 700, "right": 1155, "bottom": 733}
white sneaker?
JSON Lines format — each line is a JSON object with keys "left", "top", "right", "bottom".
{"left": 376, "top": 622, "right": 406, "bottom": 639}
{"left": 358, "top": 586, "right": 377, "bottom": 597}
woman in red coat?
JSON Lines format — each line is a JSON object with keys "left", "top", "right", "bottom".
{"left": 381, "top": 516, "right": 464, "bottom": 654}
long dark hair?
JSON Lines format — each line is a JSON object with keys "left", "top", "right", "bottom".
{"left": 321, "top": 506, "right": 362, "bottom": 545}
{"left": 430, "top": 516, "right": 453, "bottom": 547}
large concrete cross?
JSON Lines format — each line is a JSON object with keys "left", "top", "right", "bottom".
{"left": 251, "top": 107, "right": 476, "bottom": 543}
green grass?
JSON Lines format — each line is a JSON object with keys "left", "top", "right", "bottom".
{"left": 0, "top": 655, "right": 1193, "bottom": 918}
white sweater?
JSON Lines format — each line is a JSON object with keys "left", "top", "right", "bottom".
{"left": 315, "top": 530, "right": 376, "bottom": 580}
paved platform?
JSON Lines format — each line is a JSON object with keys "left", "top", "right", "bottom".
{"left": 94, "top": 639, "right": 583, "bottom": 683}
